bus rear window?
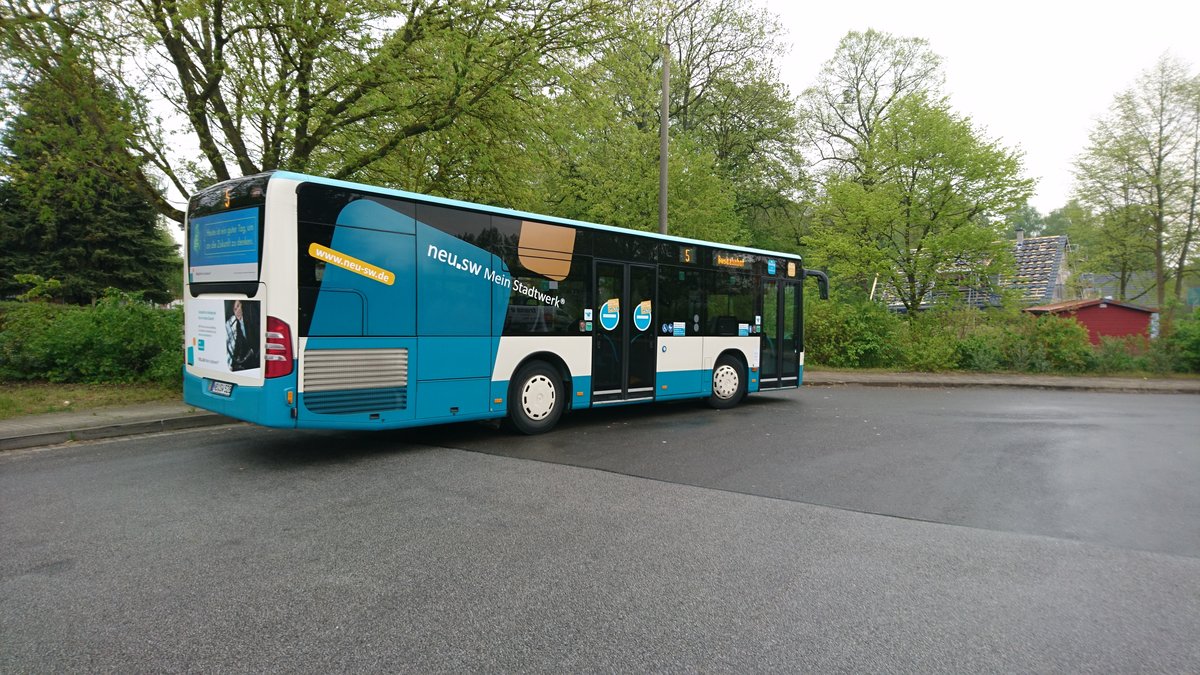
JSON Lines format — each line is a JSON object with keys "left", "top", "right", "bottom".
{"left": 188, "top": 206, "right": 262, "bottom": 283}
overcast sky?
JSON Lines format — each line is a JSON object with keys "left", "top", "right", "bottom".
{"left": 762, "top": 0, "right": 1200, "bottom": 215}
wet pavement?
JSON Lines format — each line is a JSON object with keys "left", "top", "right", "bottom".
{"left": 2, "top": 370, "right": 1197, "bottom": 452}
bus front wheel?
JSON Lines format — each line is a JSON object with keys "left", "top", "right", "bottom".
{"left": 507, "top": 361, "right": 564, "bottom": 434}
{"left": 707, "top": 354, "right": 746, "bottom": 409}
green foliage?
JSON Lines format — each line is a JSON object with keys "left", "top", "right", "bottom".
{"left": 899, "top": 306, "right": 1087, "bottom": 373}
{"left": 798, "top": 29, "right": 943, "bottom": 176}
{"left": 1073, "top": 55, "right": 1200, "bottom": 309}
{"left": 809, "top": 93, "right": 1033, "bottom": 309}
{"left": 2, "top": 0, "right": 626, "bottom": 223}
{"left": 955, "top": 329, "right": 1007, "bottom": 372}
{"left": 999, "top": 315, "right": 1095, "bottom": 373}
{"left": 524, "top": 5, "right": 788, "bottom": 244}
{"left": 1166, "top": 308, "right": 1200, "bottom": 372}
{"left": 798, "top": 300, "right": 1199, "bottom": 375}
{"left": 1004, "top": 203, "right": 1045, "bottom": 237}
{"left": 1093, "top": 336, "right": 1145, "bottom": 374}
{"left": 0, "top": 292, "right": 182, "bottom": 385}
{"left": 12, "top": 274, "right": 64, "bottom": 302}
{"left": 804, "top": 299, "right": 904, "bottom": 368}
{"left": 903, "top": 307, "right": 984, "bottom": 372}
{"left": 0, "top": 58, "right": 180, "bottom": 304}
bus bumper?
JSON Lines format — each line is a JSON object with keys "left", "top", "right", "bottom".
{"left": 184, "top": 371, "right": 297, "bottom": 428}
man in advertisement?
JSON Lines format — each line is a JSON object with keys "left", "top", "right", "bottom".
{"left": 225, "top": 299, "right": 260, "bottom": 371}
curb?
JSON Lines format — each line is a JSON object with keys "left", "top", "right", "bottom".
{"left": 3, "top": 375, "right": 1196, "bottom": 452}
{"left": 803, "top": 375, "right": 1200, "bottom": 395}
{"left": 0, "top": 413, "right": 240, "bottom": 452}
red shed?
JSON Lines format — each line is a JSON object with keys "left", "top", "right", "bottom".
{"left": 1024, "top": 299, "right": 1157, "bottom": 344}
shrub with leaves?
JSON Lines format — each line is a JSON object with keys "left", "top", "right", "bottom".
{"left": 903, "top": 306, "right": 999, "bottom": 372}
{"left": 0, "top": 291, "right": 182, "bottom": 384}
{"left": 1001, "top": 314, "right": 1095, "bottom": 373}
{"left": 1093, "top": 336, "right": 1145, "bottom": 374}
{"left": 0, "top": 301, "right": 78, "bottom": 379}
{"left": 804, "top": 300, "right": 904, "bottom": 368}
{"left": 1167, "top": 308, "right": 1200, "bottom": 373}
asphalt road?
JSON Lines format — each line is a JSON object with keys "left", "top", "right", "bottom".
{"left": 2, "top": 386, "right": 1198, "bottom": 671}
{"left": 454, "top": 386, "right": 1200, "bottom": 558}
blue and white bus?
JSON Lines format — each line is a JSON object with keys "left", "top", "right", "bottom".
{"left": 183, "top": 171, "right": 828, "bottom": 434}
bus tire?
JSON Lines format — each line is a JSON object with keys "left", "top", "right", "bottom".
{"left": 707, "top": 354, "right": 746, "bottom": 409}
{"left": 507, "top": 361, "right": 564, "bottom": 434}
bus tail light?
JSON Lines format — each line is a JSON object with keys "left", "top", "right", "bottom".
{"left": 265, "top": 316, "right": 294, "bottom": 378}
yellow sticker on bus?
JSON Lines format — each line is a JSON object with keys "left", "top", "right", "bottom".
{"left": 308, "top": 243, "right": 395, "bottom": 285}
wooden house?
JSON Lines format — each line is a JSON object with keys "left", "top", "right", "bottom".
{"left": 1023, "top": 298, "right": 1157, "bottom": 344}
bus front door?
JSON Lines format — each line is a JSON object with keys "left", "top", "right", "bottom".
{"left": 759, "top": 279, "right": 800, "bottom": 389}
{"left": 593, "top": 262, "right": 656, "bottom": 404}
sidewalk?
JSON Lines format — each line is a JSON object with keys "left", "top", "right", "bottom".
{"left": 2, "top": 371, "right": 1197, "bottom": 452}
{"left": 804, "top": 370, "right": 1200, "bottom": 394}
{"left": 0, "top": 403, "right": 236, "bottom": 452}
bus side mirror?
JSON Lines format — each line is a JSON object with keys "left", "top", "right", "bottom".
{"left": 804, "top": 269, "right": 829, "bottom": 300}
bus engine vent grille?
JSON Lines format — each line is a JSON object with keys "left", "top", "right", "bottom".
{"left": 304, "top": 387, "right": 408, "bottom": 415}
{"left": 302, "top": 348, "right": 409, "bottom": 413}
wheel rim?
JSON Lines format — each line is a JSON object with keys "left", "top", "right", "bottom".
{"left": 712, "top": 364, "right": 739, "bottom": 400}
{"left": 521, "top": 374, "right": 557, "bottom": 421}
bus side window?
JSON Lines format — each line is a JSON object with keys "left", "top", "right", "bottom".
{"left": 657, "top": 266, "right": 703, "bottom": 335}
{"left": 500, "top": 255, "right": 590, "bottom": 336}
{"left": 705, "top": 271, "right": 754, "bottom": 335}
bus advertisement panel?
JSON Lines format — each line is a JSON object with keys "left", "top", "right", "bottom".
{"left": 188, "top": 207, "right": 261, "bottom": 283}
{"left": 185, "top": 298, "right": 263, "bottom": 381}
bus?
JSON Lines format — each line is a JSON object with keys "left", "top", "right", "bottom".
{"left": 183, "top": 171, "right": 828, "bottom": 434}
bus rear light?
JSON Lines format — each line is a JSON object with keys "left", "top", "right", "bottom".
{"left": 265, "top": 316, "right": 294, "bottom": 378}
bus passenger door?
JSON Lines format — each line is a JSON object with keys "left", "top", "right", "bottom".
{"left": 760, "top": 279, "right": 800, "bottom": 389}
{"left": 593, "top": 262, "right": 656, "bottom": 404}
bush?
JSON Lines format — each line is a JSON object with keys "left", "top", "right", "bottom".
{"left": 803, "top": 298, "right": 1200, "bottom": 374}
{"left": 1000, "top": 314, "right": 1095, "bottom": 373}
{"left": 1167, "top": 308, "right": 1200, "bottom": 373}
{"left": 0, "top": 291, "right": 182, "bottom": 385}
{"left": 901, "top": 315, "right": 959, "bottom": 372}
{"left": 0, "top": 302, "right": 79, "bottom": 378}
{"left": 1093, "top": 336, "right": 1145, "bottom": 374}
{"left": 955, "top": 327, "right": 1006, "bottom": 372}
{"left": 805, "top": 299, "right": 904, "bottom": 368}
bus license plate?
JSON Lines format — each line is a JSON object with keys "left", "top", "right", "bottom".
{"left": 209, "top": 380, "right": 234, "bottom": 397}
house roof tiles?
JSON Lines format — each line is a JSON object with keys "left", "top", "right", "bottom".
{"left": 1007, "top": 235, "right": 1067, "bottom": 303}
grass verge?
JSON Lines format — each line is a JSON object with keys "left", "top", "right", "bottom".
{"left": 0, "top": 382, "right": 180, "bottom": 421}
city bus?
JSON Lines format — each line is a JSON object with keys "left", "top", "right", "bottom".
{"left": 183, "top": 171, "right": 828, "bottom": 434}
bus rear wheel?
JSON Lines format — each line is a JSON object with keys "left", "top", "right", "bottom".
{"left": 707, "top": 354, "right": 746, "bottom": 409}
{"left": 507, "top": 361, "right": 564, "bottom": 434}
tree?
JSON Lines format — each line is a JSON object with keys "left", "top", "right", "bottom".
{"left": 0, "top": 59, "right": 179, "bottom": 304}
{"left": 1041, "top": 201, "right": 1084, "bottom": 237}
{"left": 809, "top": 94, "right": 1033, "bottom": 312}
{"left": 1074, "top": 55, "right": 1200, "bottom": 313}
{"left": 1181, "top": 72, "right": 1200, "bottom": 300}
{"left": 1044, "top": 201, "right": 1156, "bottom": 301}
{"left": 533, "top": 25, "right": 743, "bottom": 243}
{"left": 798, "top": 29, "right": 943, "bottom": 180}
{"left": 0, "top": 0, "right": 173, "bottom": 218}
{"left": 2, "top": 0, "right": 623, "bottom": 222}
{"left": 1004, "top": 203, "right": 1044, "bottom": 237}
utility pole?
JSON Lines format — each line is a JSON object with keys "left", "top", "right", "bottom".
{"left": 659, "top": 0, "right": 700, "bottom": 235}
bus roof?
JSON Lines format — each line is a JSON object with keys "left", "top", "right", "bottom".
{"left": 267, "top": 171, "right": 803, "bottom": 262}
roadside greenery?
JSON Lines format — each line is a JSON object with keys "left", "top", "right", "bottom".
{"left": 805, "top": 299, "right": 1200, "bottom": 374}
{"left": 0, "top": 294, "right": 1195, "bottom": 421}
{"left": 0, "top": 53, "right": 180, "bottom": 304}
{"left": 0, "top": 381, "right": 180, "bottom": 420}
{"left": 0, "top": 2, "right": 1195, "bottom": 388}
{"left": 0, "top": 293, "right": 181, "bottom": 385}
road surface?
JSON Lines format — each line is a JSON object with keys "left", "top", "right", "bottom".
{"left": 2, "top": 386, "right": 1198, "bottom": 671}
